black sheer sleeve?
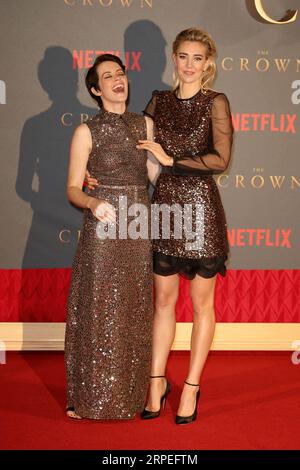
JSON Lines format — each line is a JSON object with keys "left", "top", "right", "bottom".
{"left": 143, "top": 90, "right": 158, "bottom": 118}
{"left": 173, "top": 93, "right": 233, "bottom": 175}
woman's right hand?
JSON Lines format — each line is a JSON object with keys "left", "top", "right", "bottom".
{"left": 88, "top": 198, "right": 116, "bottom": 223}
{"left": 85, "top": 170, "right": 99, "bottom": 190}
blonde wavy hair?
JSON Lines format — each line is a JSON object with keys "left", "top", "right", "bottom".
{"left": 172, "top": 28, "right": 217, "bottom": 92}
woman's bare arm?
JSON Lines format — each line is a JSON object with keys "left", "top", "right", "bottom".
{"left": 145, "top": 116, "right": 161, "bottom": 186}
{"left": 66, "top": 123, "right": 94, "bottom": 209}
{"left": 66, "top": 124, "right": 115, "bottom": 222}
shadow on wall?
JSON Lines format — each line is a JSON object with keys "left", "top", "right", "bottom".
{"left": 15, "top": 46, "right": 97, "bottom": 271}
{"left": 15, "top": 26, "right": 171, "bottom": 270}
{"left": 124, "top": 20, "right": 171, "bottom": 113}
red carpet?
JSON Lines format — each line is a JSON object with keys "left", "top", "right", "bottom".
{"left": 1, "top": 351, "right": 300, "bottom": 450}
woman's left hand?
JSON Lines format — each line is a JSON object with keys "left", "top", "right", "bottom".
{"left": 137, "top": 140, "right": 173, "bottom": 167}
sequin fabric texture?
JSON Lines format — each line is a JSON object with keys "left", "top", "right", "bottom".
{"left": 65, "top": 110, "right": 153, "bottom": 419}
{"left": 145, "top": 89, "right": 232, "bottom": 278}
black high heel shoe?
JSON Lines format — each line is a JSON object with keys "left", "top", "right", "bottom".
{"left": 175, "top": 380, "right": 200, "bottom": 425}
{"left": 141, "top": 375, "right": 171, "bottom": 420}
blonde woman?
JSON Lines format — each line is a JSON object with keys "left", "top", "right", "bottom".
{"left": 137, "top": 28, "right": 233, "bottom": 425}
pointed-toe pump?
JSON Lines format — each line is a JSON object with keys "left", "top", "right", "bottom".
{"left": 175, "top": 380, "right": 200, "bottom": 425}
{"left": 141, "top": 375, "right": 171, "bottom": 420}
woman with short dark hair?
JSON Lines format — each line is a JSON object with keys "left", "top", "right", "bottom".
{"left": 65, "top": 54, "right": 158, "bottom": 420}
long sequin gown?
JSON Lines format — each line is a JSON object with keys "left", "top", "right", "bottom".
{"left": 65, "top": 109, "right": 153, "bottom": 420}
{"left": 144, "top": 89, "right": 233, "bottom": 279}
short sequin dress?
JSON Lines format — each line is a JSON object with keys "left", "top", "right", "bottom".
{"left": 144, "top": 89, "right": 233, "bottom": 279}
{"left": 65, "top": 109, "right": 153, "bottom": 420}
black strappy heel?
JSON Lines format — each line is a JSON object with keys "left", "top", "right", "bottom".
{"left": 175, "top": 380, "right": 200, "bottom": 425}
{"left": 141, "top": 375, "right": 171, "bottom": 420}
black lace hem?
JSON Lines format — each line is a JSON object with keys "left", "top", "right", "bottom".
{"left": 153, "top": 251, "right": 227, "bottom": 280}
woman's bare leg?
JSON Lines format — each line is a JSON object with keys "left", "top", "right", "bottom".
{"left": 144, "top": 273, "right": 179, "bottom": 412}
{"left": 177, "top": 274, "right": 217, "bottom": 417}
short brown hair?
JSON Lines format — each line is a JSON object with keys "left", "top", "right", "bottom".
{"left": 85, "top": 54, "right": 126, "bottom": 108}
